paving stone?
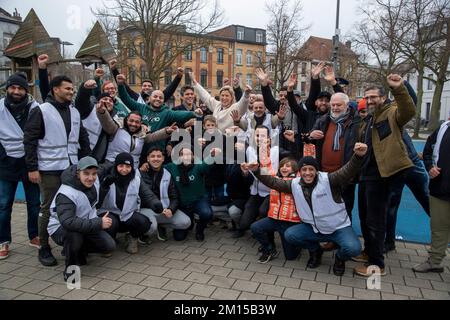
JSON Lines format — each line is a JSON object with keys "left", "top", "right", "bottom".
{"left": 185, "top": 272, "right": 213, "bottom": 284}
{"left": 222, "top": 251, "right": 245, "bottom": 260}
{"left": 122, "top": 262, "right": 148, "bottom": 273}
{"left": 164, "top": 259, "right": 190, "bottom": 270}
{"left": 39, "top": 284, "right": 71, "bottom": 298}
{"left": 0, "top": 276, "right": 33, "bottom": 289}
{"left": 238, "top": 292, "right": 268, "bottom": 300}
{"left": 381, "top": 293, "right": 409, "bottom": 300}
{"left": 204, "top": 257, "right": 228, "bottom": 267}
{"left": 89, "top": 292, "right": 121, "bottom": 300}
{"left": 113, "top": 283, "right": 146, "bottom": 297}
{"left": 275, "top": 276, "right": 301, "bottom": 289}
{"left": 229, "top": 269, "right": 255, "bottom": 281}
{"left": 142, "top": 266, "right": 168, "bottom": 276}
{"left": 117, "top": 272, "right": 148, "bottom": 284}
{"left": 96, "top": 268, "right": 128, "bottom": 281}
{"left": 224, "top": 260, "right": 249, "bottom": 270}
{"left": 163, "top": 269, "right": 190, "bottom": 280}
{"left": 310, "top": 292, "right": 338, "bottom": 300}
{"left": 353, "top": 288, "right": 382, "bottom": 300}
{"left": 0, "top": 288, "right": 23, "bottom": 300}
{"left": 231, "top": 279, "right": 260, "bottom": 293}
{"left": 14, "top": 293, "right": 45, "bottom": 300}
{"left": 162, "top": 279, "right": 193, "bottom": 293}
{"left": 186, "top": 283, "right": 216, "bottom": 297}
{"left": 206, "top": 265, "right": 232, "bottom": 277}
{"left": 404, "top": 276, "right": 433, "bottom": 289}
{"left": 268, "top": 265, "right": 293, "bottom": 277}
{"left": 430, "top": 280, "right": 450, "bottom": 292}
{"left": 211, "top": 287, "right": 240, "bottom": 300}
{"left": 137, "top": 287, "right": 170, "bottom": 300}
{"left": 393, "top": 284, "right": 423, "bottom": 298}
{"left": 415, "top": 271, "right": 446, "bottom": 281}
{"left": 184, "top": 254, "right": 208, "bottom": 263}
{"left": 340, "top": 276, "right": 368, "bottom": 289}
{"left": 326, "top": 284, "right": 353, "bottom": 298}
{"left": 185, "top": 262, "right": 211, "bottom": 273}
{"left": 256, "top": 283, "right": 285, "bottom": 297}
{"left": 291, "top": 269, "right": 317, "bottom": 281}
{"left": 164, "top": 292, "right": 194, "bottom": 300}
{"left": 61, "top": 288, "right": 97, "bottom": 300}
{"left": 282, "top": 287, "right": 311, "bottom": 300}
{"left": 300, "top": 280, "right": 326, "bottom": 293}
{"left": 220, "top": 244, "right": 241, "bottom": 253}
{"left": 90, "top": 279, "right": 124, "bottom": 293}
{"left": 251, "top": 272, "right": 278, "bottom": 285}
{"left": 17, "top": 279, "right": 52, "bottom": 294}
{"left": 315, "top": 273, "right": 341, "bottom": 285}
{"left": 10, "top": 266, "right": 41, "bottom": 277}
{"left": 246, "top": 262, "right": 271, "bottom": 273}
{"left": 420, "top": 288, "right": 450, "bottom": 300}
{"left": 208, "top": 275, "right": 236, "bottom": 289}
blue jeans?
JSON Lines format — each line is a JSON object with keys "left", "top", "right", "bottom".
{"left": 207, "top": 185, "right": 229, "bottom": 206}
{"left": 284, "top": 224, "right": 361, "bottom": 261}
{"left": 180, "top": 196, "right": 213, "bottom": 233}
{"left": 386, "top": 161, "right": 430, "bottom": 245}
{"left": 0, "top": 179, "right": 41, "bottom": 243}
{"left": 250, "top": 217, "right": 300, "bottom": 260}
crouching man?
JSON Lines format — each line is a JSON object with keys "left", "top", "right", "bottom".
{"left": 248, "top": 143, "right": 368, "bottom": 276}
{"left": 47, "top": 157, "right": 116, "bottom": 281}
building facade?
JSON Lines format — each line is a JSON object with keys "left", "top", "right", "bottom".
{"left": 0, "top": 8, "right": 22, "bottom": 85}
{"left": 118, "top": 24, "right": 266, "bottom": 106}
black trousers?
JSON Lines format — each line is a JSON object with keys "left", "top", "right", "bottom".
{"left": 358, "top": 172, "right": 405, "bottom": 268}
{"left": 51, "top": 227, "right": 116, "bottom": 267}
{"left": 238, "top": 195, "right": 270, "bottom": 231}
{"left": 342, "top": 183, "right": 356, "bottom": 221}
{"left": 102, "top": 212, "right": 151, "bottom": 239}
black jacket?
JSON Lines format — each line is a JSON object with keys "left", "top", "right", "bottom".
{"left": 224, "top": 164, "right": 253, "bottom": 200}
{"left": 98, "top": 165, "right": 163, "bottom": 213}
{"left": 23, "top": 95, "right": 91, "bottom": 174}
{"left": 141, "top": 168, "right": 179, "bottom": 213}
{"left": 55, "top": 165, "right": 105, "bottom": 234}
{"left": 0, "top": 95, "right": 36, "bottom": 181}
{"left": 423, "top": 124, "right": 450, "bottom": 201}
{"left": 310, "top": 108, "right": 362, "bottom": 172}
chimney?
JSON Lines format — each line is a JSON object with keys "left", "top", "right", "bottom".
{"left": 345, "top": 41, "right": 351, "bottom": 49}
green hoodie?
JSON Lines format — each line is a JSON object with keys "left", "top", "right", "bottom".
{"left": 118, "top": 84, "right": 196, "bottom": 131}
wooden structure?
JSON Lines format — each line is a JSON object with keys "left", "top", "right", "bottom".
{"left": 76, "top": 21, "right": 116, "bottom": 67}
{"left": 4, "top": 9, "right": 62, "bottom": 99}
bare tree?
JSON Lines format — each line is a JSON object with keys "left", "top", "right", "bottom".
{"left": 92, "top": 0, "right": 223, "bottom": 85}
{"left": 265, "top": 0, "right": 309, "bottom": 93}
{"left": 351, "top": 0, "right": 411, "bottom": 90}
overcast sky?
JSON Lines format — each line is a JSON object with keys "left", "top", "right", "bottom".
{"left": 1, "top": 0, "right": 361, "bottom": 56}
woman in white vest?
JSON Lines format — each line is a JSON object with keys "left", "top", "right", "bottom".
{"left": 139, "top": 147, "right": 191, "bottom": 242}
{"left": 97, "top": 108, "right": 175, "bottom": 170}
{"left": 231, "top": 125, "right": 279, "bottom": 239}
{"left": 248, "top": 143, "right": 368, "bottom": 276}
{"left": 47, "top": 157, "right": 116, "bottom": 281}
{"left": 98, "top": 153, "right": 161, "bottom": 254}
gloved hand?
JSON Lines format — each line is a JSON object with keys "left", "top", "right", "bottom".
{"left": 101, "top": 175, "right": 116, "bottom": 188}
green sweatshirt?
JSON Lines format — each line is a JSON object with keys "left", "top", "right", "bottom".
{"left": 118, "top": 84, "right": 196, "bottom": 131}
{"left": 94, "top": 77, "right": 130, "bottom": 118}
{"left": 165, "top": 160, "right": 211, "bottom": 205}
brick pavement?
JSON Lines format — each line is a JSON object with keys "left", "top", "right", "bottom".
{"left": 1, "top": 203, "right": 449, "bottom": 300}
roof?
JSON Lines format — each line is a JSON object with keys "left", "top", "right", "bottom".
{"left": 0, "top": 7, "right": 22, "bottom": 25}
{"left": 3, "top": 9, "right": 62, "bottom": 61}
{"left": 299, "top": 36, "right": 358, "bottom": 61}
{"left": 76, "top": 21, "right": 117, "bottom": 65}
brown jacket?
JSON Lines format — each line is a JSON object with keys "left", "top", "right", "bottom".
{"left": 361, "top": 84, "right": 416, "bottom": 178}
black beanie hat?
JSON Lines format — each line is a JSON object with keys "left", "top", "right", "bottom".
{"left": 115, "top": 152, "right": 134, "bottom": 167}
{"left": 6, "top": 73, "right": 29, "bottom": 92}
{"left": 298, "top": 156, "right": 320, "bottom": 171}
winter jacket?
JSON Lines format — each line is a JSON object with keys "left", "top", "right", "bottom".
{"left": 141, "top": 168, "right": 180, "bottom": 213}
{"left": 423, "top": 123, "right": 450, "bottom": 201}
{"left": 23, "top": 95, "right": 91, "bottom": 174}
{"left": 224, "top": 164, "right": 253, "bottom": 200}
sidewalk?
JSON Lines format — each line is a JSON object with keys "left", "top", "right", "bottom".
{"left": 1, "top": 203, "right": 449, "bottom": 300}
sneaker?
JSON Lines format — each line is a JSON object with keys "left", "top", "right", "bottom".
{"left": 307, "top": 249, "right": 323, "bottom": 269}
{"left": 195, "top": 230, "right": 205, "bottom": 242}
{"left": 157, "top": 226, "right": 168, "bottom": 241}
{"left": 384, "top": 242, "right": 396, "bottom": 253}
{"left": 353, "top": 264, "right": 386, "bottom": 277}
{"left": 125, "top": 235, "right": 139, "bottom": 254}
{"left": 138, "top": 235, "right": 152, "bottom": 245}
{"left": 38, "top": 245, "right": 57, "bottom": 266}
{"left": 333, "top": 255, "right": 346, "bottom": 276}
{"left": 412, "top": 258, "right": 444, "bottom": 273}
{"left": 258, "top": 249, "right": 279, "bottom": 264}
{"left": 0, "top": 242, "right": 9, "bottom": 260}
{"left": 351, "top": 252, "right": 369, "bottom": 263}
{"left": 29, "top": 237, "right": 41, "bottom": 249}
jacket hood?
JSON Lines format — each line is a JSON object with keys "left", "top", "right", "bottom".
{"left": 61, "top": 165, "right": 91, "bottom": 192}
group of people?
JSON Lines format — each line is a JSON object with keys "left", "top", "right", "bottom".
{"left": 0, "top": 54, "right": 448, "bottom": 282}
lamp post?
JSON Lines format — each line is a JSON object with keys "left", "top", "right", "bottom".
{"left": 332, "top": 0, "right": 341, "bottom": 70}
{"left": 61, "top": 41, "right": 73, "bottom": 59}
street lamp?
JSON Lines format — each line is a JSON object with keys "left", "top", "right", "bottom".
{"left": 61, "top": 41, "right": 73, "bottom": 58}
{"left": 332, "top": 0, "right": 341, "bottom": 70}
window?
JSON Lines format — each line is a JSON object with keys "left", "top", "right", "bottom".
{"left": 185, "top": 45, "right": 192, "bottom": 61}
{"left": 246, "top": 74, "right": 253, "bottom": 87}
{"left": 217, "top": 70, "right": 224, "bottom": 88}
{"left": 185, "top": 68, "right": 192, "bottom": 86}
{"left": 128, "top": 46, "right": 136, "bottom": 58}
{"left": 139, "top": 42, "right": 145, "bottom": 57}
{"left": 164, "top": 67, "right": 172, "bottom": 86}
{"left": 129, "top": 67, "right": 136, "bottom": 85}
{"left": 426, "top": 103, "right": 431, "bottom": 121}
{"left": 200, "top": 47, "right": 208, "bottom": 63}
{"left": 246, "top": 51, "right": 252, "bottom": 66}
{"left": 200, "top": 69, "right": 208, "bottom": 87}
{"left": 2, "top": 33, "right": 13, "bottom": 50}
{"left": 300, "top": 81, "right": 306, "bottom": 96}
{"left": 217, "top": 48, "right": 224, "bottom": 64}
{"left": 347, "top": 64, "right": 353, "bottom": 74}
{"left": 140, "top": 66, "right": 148, "bottom": 82}
{"left": 237, "top": 27, "right": 245, "bottom": 40}
{"left": 256, "top": 31, "right": 263, "bottom": 43}
{"left": 236, "top": 49, "right": 243, "bottom": 65}
{"left": 257, "top": 51, "right": 263, "bottom": 64}
{"left": 165, "top": 42, "right": 172, "bottom": 59}
{"left": 427, "top": 74, "right": 433, "bottom": 90}
{"left": 301, "top": 62, "right": 307, "bottom": 75}
{"left": 268, "top": 59, "right": 275, "bottom": 72}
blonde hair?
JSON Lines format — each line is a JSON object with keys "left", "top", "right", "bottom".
{"left": 219, "top": 85, "right": 235, "bottom": 102}
{"left": 203, "top": 115, "right": 217, "bottom": 126}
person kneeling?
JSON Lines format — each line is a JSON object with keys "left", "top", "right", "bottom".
{"left": 250, "top": 157, "right": 301, "bottom": 264}
{"left": 47, "top": 157, "right": 116, "bottom": 281}
{"left": 248, "top": 143, "right": 368, "bottom": 276}
{"left": 98, "top": 153, "right": 157, "bottom": 254}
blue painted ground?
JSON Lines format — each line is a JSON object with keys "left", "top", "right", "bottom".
{"left": 14, "top": 141, "right": 431, "bottom": 244}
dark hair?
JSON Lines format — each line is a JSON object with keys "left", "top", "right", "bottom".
{"left": 279, "top": 86, "right": 288, "bottom": 92}
{"left": 142, "top": 79, "right": 154, "bottom": 86}
{"left": 279, "top": 157, "right": 299, "bottom": 174}
{"left": 49, "top": 75, "right": 72, "bottom": 94}
{"left": 146, "top": 146, "right": 165, "bottom": 157}
{"left": 126, "top": 111, "right": 142, "bottom": 119}
{"left": 181, "top": 85, "right": 194, "bottom": 96}
{"left": 364, "top": 85, "right": 386, "bottom": 97}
